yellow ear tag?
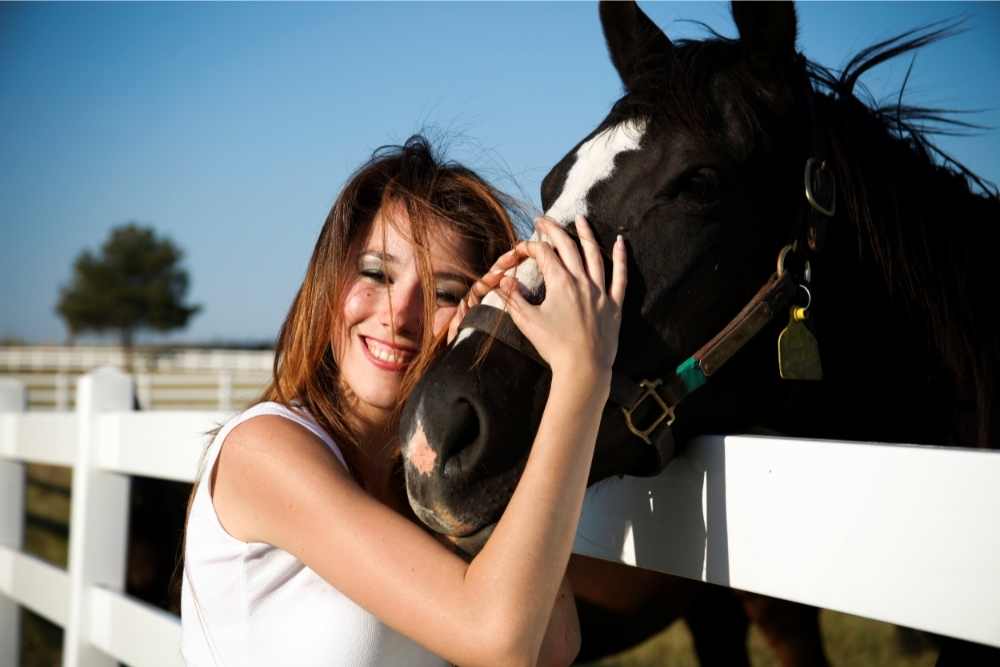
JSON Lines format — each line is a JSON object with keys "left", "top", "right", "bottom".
{"left": 778, "top": 306, "right": 823, "bottom": 380}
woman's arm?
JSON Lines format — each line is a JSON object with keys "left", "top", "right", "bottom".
{"left": 537, "top": 574, "right": 581, "bottom": 667}
{"left": 214, "top": 215, "right": 624, "bottom": 666}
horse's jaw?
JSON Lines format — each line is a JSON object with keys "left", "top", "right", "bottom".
{"left": 446, "top": 523, "right": 495, "bottom": 557}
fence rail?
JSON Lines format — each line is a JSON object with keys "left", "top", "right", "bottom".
{"left": 4, "top": 371, "right": 270, "bottom": 412}
{"left": 0, "top": 345, "right": 273, "bottom": 373}
{"left": 1, "top": 370, "right": 998, "bottom": 666}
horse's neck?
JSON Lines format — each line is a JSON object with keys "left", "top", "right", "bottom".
{"left": 815, "top": 121, "right": 999, "bottom": 445}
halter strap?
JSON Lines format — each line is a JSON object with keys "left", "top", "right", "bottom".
{"left": 457, "top": 267, "right": 796, "bottom": 474}
{"left": 460, "top": 304, "right": 542, "bottom": 365}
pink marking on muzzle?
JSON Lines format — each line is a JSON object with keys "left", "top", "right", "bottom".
{"left": 406, "top": 421, "right": 437, "bottom": 477}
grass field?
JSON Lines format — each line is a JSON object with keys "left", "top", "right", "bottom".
{"left": 582, "top": 610, "right": 938, "bottom": 666}
{"left": 17, "top": 604, "right": 941, "bottom": 666}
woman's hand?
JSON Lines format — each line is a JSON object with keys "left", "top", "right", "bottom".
{"left": 446, "top": 247, "right": 521, "bottom": 344}
{"left": 499, "top": 215, "right": 627, "bottom": 383}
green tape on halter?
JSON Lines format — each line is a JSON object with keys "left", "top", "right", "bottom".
{"left": 676, "top": 357, "right": 707, "bottom": 394}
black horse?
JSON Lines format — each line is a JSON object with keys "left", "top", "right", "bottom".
{"left": 401, "top": 1, "right": 999, "bottom": 663}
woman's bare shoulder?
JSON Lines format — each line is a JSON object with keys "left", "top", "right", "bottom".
{"left": 213, "top": 413, "right": 353, "bottom": 543}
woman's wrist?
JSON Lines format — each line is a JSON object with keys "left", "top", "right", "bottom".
{"left": 549, "top": 363, "right": 612, "bottom": 405}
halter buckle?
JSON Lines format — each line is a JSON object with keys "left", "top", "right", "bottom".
{"left": 621, "top": 379, "right": 675, "bottom": 445}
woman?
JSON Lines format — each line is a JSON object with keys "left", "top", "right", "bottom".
{"left": 181, "top": 136, "right": 626, "bottom": 666}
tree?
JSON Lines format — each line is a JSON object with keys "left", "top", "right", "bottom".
{"left": 57, "top": 223, "right": 201, "bottom": 365}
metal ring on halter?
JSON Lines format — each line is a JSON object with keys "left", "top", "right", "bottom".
{"left": 797, "top": 284, "right": 813, "bottom": 311}
{"left": 777, "top": 244, "right": 812, "bottom": 283}
{"left": 777, "top": 244, "right": 794, "bottom": 277}
{"left": 804, "top": 157, "right": 836, "bottom": 217}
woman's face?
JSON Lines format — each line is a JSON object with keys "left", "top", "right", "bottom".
{"left": 336, "top": 207, "right": 473, "bottom": 423}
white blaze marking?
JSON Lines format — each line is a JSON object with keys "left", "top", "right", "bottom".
{"left": 454, "top": 327, "right": 476, "bottom": 346}
{"left": 545, "top": 118, "right": 647, "bottom": 225}
{"left": 451, "top": 119, "right": 646, "bottom": 350}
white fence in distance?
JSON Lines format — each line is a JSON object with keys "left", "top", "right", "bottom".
{"left": 1, "top": 370, "right": 999, "bottom": 667}
{"left": 0, "top": 345, "right": 274, "bottom": 374}
{"left": 7, "top": 371, "right": 272, "bottom": 412}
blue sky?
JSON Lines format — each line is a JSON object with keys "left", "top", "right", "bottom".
{"left": 3, "top": 2, "right": 999, "bottom": 345}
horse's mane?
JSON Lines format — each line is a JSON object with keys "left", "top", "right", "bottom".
{"left": 611, "top": 22, "right": 1000, "bottom": 444}
{"left": 806, "top": 21, "right": 997, "bottom": 197}
{"left": 804, "top": 26, "right": 999, "bottom": 445}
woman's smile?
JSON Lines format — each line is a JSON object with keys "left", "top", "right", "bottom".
{"left": 360, "top": 334, "right": 417, "bottom": 371}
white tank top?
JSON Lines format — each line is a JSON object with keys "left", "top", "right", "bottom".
{"left": 181, "top": 402, "right": 448, "bottom": 667}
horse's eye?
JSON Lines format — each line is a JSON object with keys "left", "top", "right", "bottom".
{"left": 678, "top": 167, "right": 721, "bottom": 204}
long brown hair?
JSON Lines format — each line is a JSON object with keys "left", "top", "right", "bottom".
{"left": 171, "top": 136, "right": 519, "bottom": 605}
{"left": 261, "top": 135, "right": 518, "bottom": 471}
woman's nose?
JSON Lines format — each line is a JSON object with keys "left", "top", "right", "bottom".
{"left": 381, "top": 279, "right": 423, "bottom": 335}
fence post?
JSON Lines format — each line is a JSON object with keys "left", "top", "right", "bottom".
{"left": 55, "top": 372, "right": 70, "bottom": 411}
{"left": 218, "top": 371, "right": 233, "bottom": 411}
{"left": 63, "top": 368, "right": 133, "bottom": 667}
{"left": 135, "top": 372, "right": 152, "bottom": 411}
{"left": 0, "top": 379, "right": 26, "bottom": 666}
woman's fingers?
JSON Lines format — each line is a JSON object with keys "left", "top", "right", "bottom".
{"left": 468, "top": 265, "right": 505, "bottom": 305}
{"left": 467, "top": 247, "right": 522, "bottom": 307}
{"left": 447, "top": 247, "right": 523, "bottom": 345}
{"left": 609, "top": 235, "right": 627, "bottom": 309}
{"left": 494, "top": 276, "right": 531, "bottom": 329}
{"left": 513, "top": 239, "right": 568, "bottom": 287}
{"left": 574, "top": 215, "right": 605, "bottom": 289}
{"left": 536, "top": 217, "right": 586, "bottom": 279}
{"left": 486, "top": 247, "right": 521, "bottom": 275}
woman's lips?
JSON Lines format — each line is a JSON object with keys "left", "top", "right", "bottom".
{"left": 360, "top": 335, "right": 416, "bottom": 371}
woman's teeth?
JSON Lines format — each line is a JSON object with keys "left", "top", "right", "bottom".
{"left": 365, "top": 338, "right": 413, "bottom": 365}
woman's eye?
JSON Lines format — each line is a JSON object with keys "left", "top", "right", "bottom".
{"left": 436, "top": 290, "right": 462, "bottom": 307}
{"left": 360, "top": 269, "right": 388, "bottom": 283}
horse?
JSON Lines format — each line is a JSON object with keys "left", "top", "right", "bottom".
{"left": 400, "top": 1, "right": 999, "bottom": 663}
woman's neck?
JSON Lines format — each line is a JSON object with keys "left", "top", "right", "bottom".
{"left": 347, "top": 410, "right": 409, "bottom": 509}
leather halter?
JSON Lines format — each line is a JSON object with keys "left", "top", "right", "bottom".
{"left": 459, "top": 262, "right": 799, "bottom": 472}
{"left": 459, "top": 70, "right": 836, "bottom": 474}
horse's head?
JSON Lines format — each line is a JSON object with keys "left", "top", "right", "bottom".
{"left": 401, "top": 1, "right": 827, "bottom": 551}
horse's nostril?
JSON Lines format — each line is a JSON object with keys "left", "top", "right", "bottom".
{"left": 439, "top": 398, "right": 480, "bottom": 469}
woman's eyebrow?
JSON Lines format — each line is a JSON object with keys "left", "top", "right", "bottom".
{"left": 435, "top": 270, "right": 469, "bottom": 283}
{"left": 361, "top": 250, "right": 397, "bottom": 264}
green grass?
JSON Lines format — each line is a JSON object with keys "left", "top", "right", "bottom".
{"left": 582, "top": 610, "right": 938, "bottom": 666}
{"left": 19, "top": 609, "right": 63, "bottom": 667}
{"left": 23, "top": 464, "right": 72, "bottom": 568}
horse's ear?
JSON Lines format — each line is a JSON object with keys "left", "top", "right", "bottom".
{"left": 732, "top": 1, "right": 798, "bottom": 68}
{"left": 600, "top": 0, "right": 672, "bottom": 92}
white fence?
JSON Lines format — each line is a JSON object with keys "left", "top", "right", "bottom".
{"left": 0, "top": 345, "right": 273, "bottom": 373}
{"left": 1, "top": 370, "right": 228, "bottom": 667}
{"left": 7, "top": 371, "right": 271, "bottom": 411}
{"left": 1, "top": 370, "right": 999, "bottom": 666}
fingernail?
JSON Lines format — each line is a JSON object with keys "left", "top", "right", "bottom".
{"left": 616, "top": 234, "right": 623, "bottom": 244}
